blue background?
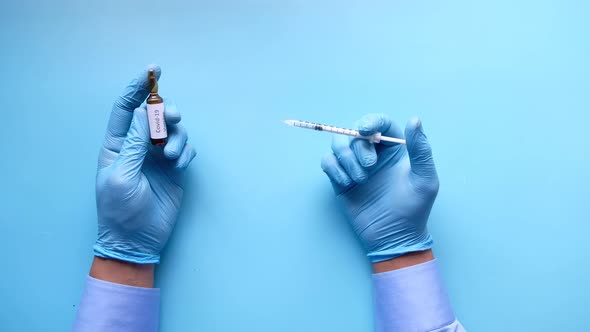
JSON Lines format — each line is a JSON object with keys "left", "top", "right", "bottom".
{"left": 1, "top": 0, "right": 589, "bottom": 331}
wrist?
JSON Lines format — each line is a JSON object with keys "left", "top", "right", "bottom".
{"left": 372, "top": 249, "right": 434, "bottom": 273}
{"left": 94, "top": 241, "right": 161, "bottom": 264}
{"left": 90, "top": 256, "right": 155, "bottom": 288}
{"left": 367, "top": 233, "right": 434, "bottom": 263}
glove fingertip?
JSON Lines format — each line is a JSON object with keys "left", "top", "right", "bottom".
{"left": 164, "top": 147, "right": 180, "bottom": 159}
{"left": 357, "top": 117, "right": 377, "bottom": 135}
{"left": 145, "top": 64, "right": 162, "bottom": 80}
{"left": 356, "top": 119, "right": 372, "bottom": 135}
{"left": 362, "top": 154, "right": 377, "bottom": 167}
{"left": 357, "top": 113, "right": 391, "bottom": 136}
{"left": 173, "top": 144, "right": 198, "bottom": 170}
{"left": 321, "top": 154, "right": 352, "bottom": 187}
{"left": 351, "top": 138, "right": 377, "bottom": 168}
{"left": 405, "top": 117, "right": 424, "bottom": 142}
{"left": 189, "top": 147, "right": 197, "bottom": 163}
{"left": 407, "top": 117, "right": 422, "bottom": 130}
{"left": 164, "top": 102, "right": 182, "bottom": 124}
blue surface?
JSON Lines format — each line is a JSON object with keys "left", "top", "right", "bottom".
{"left": 1, "top": 1, "right": 589, "bottom": 331}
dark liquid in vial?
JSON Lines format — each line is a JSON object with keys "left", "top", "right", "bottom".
{"left": 151, "top": 138, "right": 167, "bottom": 146}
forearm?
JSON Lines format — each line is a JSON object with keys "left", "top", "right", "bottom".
{"left": 372, "top": 250, "right": 465, "bottom": 332}
{"left": 72, "top": 257, "right": 160, "bottom": 332}
{"left": 373, "top": 249, "right": 434, "bottom": 273}
{"left": 90, "top": 257, "right": 155, "bottom": 287}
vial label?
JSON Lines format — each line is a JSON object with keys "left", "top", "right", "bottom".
{"left": 146, "top": 103, "right": 167, "bottom": 139}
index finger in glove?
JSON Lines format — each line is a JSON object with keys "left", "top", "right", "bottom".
{"left": 103, "top": 64, "right": 161, "bottom": 155}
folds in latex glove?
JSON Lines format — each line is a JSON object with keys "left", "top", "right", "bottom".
{"left": 321, "top": 114, "right": 439, "bottom": 262}
{"left": 94, "top": 65, "right": 196, "bottom": 264}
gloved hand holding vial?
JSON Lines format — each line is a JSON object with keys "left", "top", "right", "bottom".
{"left": 91, "top": 65, "right": 196, "bottom": 266}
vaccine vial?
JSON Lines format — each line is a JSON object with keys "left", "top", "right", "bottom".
{"left": 146, "top": 69, "right": 168, "bottom": 146}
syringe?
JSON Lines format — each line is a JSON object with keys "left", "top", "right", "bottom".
{"left": 283, "top": 119, "right": 406, "bottom": 144}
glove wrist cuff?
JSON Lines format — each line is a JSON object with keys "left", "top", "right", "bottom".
{"left": 93, "top": 244, "right": 160, "bottom": 264}
{"left": 368, "top": 234, "right": 433, "bottom": 263}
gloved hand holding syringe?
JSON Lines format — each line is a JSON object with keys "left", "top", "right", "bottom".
{"left": 283, "top": 119, "right": 406, "bottom": 144}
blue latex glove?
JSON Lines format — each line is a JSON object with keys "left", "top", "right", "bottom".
{"left": 94, "top": 65, "right": 196, "bottom": 264}
{"left": 321, "top": 114, "right": 439, "bottom": 263}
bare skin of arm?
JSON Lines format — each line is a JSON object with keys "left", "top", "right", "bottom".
{"left": 373, "top": 249, "right": 434, "bottom": 274}
{"left": 90, "top": 256, "right": 154, "bottom": 288}
{"left": 88, "top": 249, "right": 432, "bottom": 287}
